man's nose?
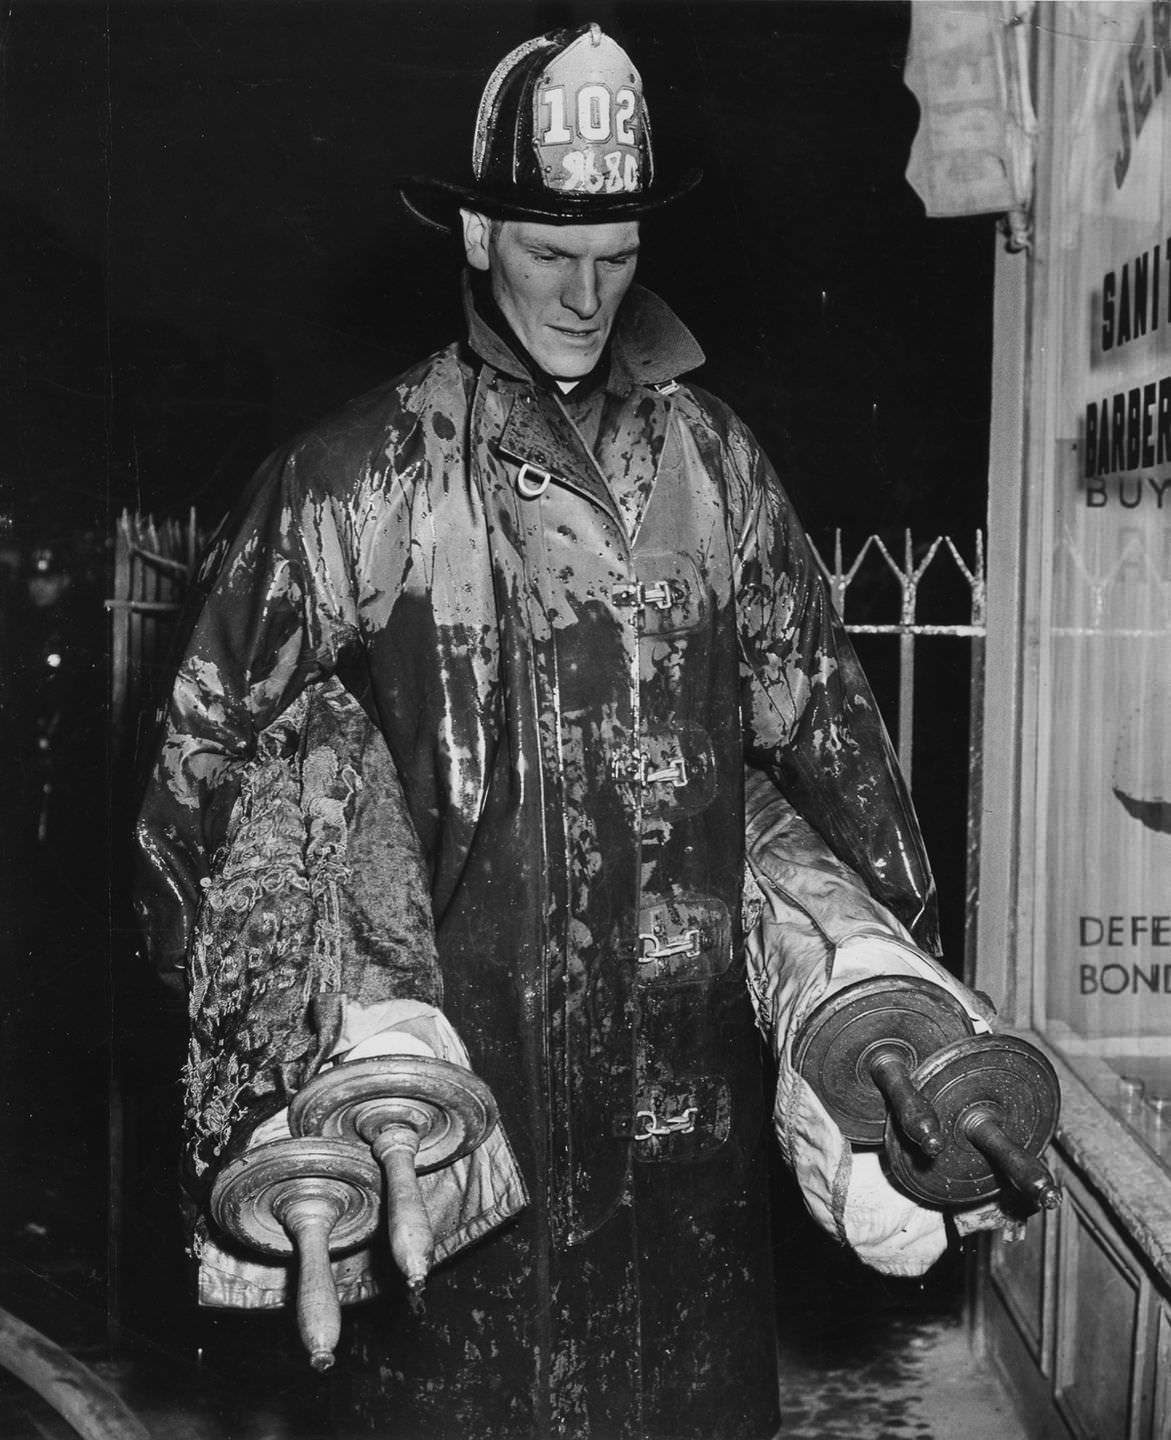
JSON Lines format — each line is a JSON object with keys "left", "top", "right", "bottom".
{"left": 562, "top": 262, "right": 600, "bottom": 319}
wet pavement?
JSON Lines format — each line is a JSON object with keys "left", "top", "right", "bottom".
{"left": 1, "top": 1305, "right": 1024, "bottom": 1440}
{"left": 769, "top": 1174, "right": 1028, "bottom": 1440}
{"left": 0, "top": 1112, "right": 1031, "bottom": 1439}
{"left": 776, "top": 1306, "right": 1023, "bottom": 1439}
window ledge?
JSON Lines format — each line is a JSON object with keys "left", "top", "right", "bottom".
{"left": 1015, "top": 1027, "right": 1171, "bottom": 1289}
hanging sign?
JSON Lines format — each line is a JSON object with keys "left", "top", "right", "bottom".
{"left": 903, "top": 1, "right": 1035, "bottom": 222}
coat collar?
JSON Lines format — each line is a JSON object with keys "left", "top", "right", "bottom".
{"left": 461, "top": 270, "right": 705, "bottom": 396}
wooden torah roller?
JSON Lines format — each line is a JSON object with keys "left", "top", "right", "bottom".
{"left": 883, "top": 1034, "right": 1062, "bottom": 1211}
{"left": 210, "top": 1136, "right": 381, "bottom": 1372}
{"left": 793, "top": 976, "right": 977, "bottom": 1156}
{"left": 288, "top": 1055, "right": 498, "bottom": 1297}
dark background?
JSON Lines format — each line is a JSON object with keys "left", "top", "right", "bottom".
{"left": 2, "top": 0, "right": 994, "bottom": 535}
{"left": 0, "top": 0, "right": 996, "bottom": 1430}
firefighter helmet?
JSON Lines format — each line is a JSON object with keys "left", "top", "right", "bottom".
{"left": 399, "top": 22, "right": 700, "bottom": 230}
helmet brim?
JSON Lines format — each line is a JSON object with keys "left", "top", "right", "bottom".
{"left": 397, "top": 169, "right": 702, "bottom": 233}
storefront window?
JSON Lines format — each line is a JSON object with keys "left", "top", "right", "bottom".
{"left": 1036, "top": 1, "right": 1171, "bottom": 1160}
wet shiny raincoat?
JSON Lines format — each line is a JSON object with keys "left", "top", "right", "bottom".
{"left": 136, "top": 279, "right": 938, "bottom": 1440}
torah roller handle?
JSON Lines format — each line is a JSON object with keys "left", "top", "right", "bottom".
{"left": 210, "top": 1137, "right": 381, "bottom": 1372}
{"left": 884, "top": 1034, "right": 1062, "bottom": 1211}
{"left": 793, "top": 976, "right": 978, "bottom": 1155}
{"left": 289, "top": 1055, "right": 498, "bottom": 1298}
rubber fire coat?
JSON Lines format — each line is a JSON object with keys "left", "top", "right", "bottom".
{"left": 135, "top": 278, "right": 939, "bottom": 1440}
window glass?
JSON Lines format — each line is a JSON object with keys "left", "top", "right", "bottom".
{"left": 1039, "top": 1, "right": 1171, "bottom": 1159}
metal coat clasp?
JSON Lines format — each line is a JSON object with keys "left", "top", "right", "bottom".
{"left": 612, "top": 579, "right": 680, "bottom": 613}
{"left": 632, "top": 1105, "right": 698, "bottom": 1141}
{"left": 610, "top": 748, "right": 689, "bottom": 789}
{"left": 638, "top": 926, "right": 702, "bottom": 963}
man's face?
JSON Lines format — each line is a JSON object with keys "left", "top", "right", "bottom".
{"left": 462, "top": 213, "right": 640, "bottom": 379}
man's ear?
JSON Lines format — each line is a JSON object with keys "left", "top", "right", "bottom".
{"left": 460, "top": 209, "right": 491, "bottom": 272}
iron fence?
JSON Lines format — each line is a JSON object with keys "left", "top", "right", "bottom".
{"left": 106, "top": 508, "right": 202, "bottom": 769}
{"left": 811, "top": 529, "right": 987, "bottom": 980}
{"left": 810, "top": 529, "right": 987, "bottom": 785}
